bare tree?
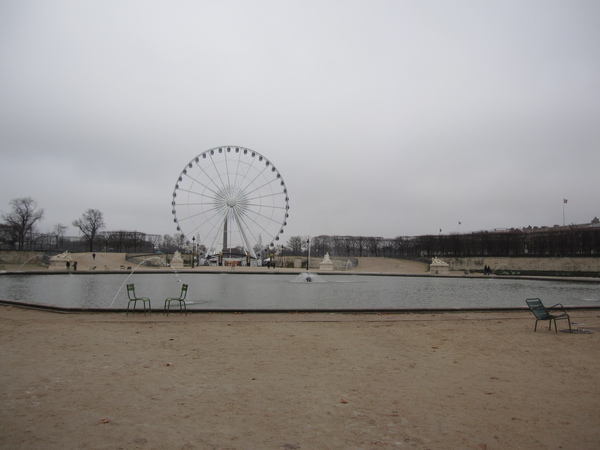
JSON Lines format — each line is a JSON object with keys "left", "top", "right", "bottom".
{"left": 1, "top": 197, "right": 45, "bottom": 250}
{"left": 286, "top": 236, "right": 304, "bottom": 254}
{"left": 174, "top": 232, "right": 186, "bottom": 250}
{"left": 72, "top": 209, "right": 105, "bottom": 252}
{"left": 147, "top": 233, "right": 162, "bottom": 251}
{"left": 160, "top": 234, "right": 176, "bottom": 253}
{"left": 311, "top": 236, "right": 324, "bottom": 257}
{"left": 52, "top": 223, "right": 67, "bottom": 249}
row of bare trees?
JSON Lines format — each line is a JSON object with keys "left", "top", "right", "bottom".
{"left": 0, "top": 198, "right": 107, "bottom": 252}
{"left": 3, "top": 197, "right": 600, "bottom": 258}
{"left": 286, "top": 224, "right": 600, "bottom": 258}
{"left": 0, "top": 197, "right": 190, "bottom": 254}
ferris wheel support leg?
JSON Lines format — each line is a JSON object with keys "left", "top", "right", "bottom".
{"left": 232, "top": 209, "right": 257, "bottom": 259}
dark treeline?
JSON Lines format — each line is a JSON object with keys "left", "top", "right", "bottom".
{"left": 3, "top": 211, "right": 600, "bottom": 259}
{"left": 35, "top": 231, "right": 163, "bottom": 254}
{"left": 287, "top": 224, "right": 600, "bottom": 259}
{"left": 0, "top": 227, "right": 187, "bottom": 254}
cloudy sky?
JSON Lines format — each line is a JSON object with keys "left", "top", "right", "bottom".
{"left": 1, "top": 1, "right": 599, "bottom": 244}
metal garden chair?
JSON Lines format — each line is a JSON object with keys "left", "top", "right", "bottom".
{"left": 126, "top": 284, "right": 151, "bottom": 315}
{"left": 526, "top": 298, "right": 571, "bottom": 333}
{"left": 164, "top": 284, "right": 189, "bottom": 315}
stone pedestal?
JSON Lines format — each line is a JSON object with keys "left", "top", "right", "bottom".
{"left": 48, "top": 251, "right": 73, "bottom": 271}
{"left": 170, "top": 251, "right": 184, "bottom": 269}
{"left": 319, "top": 253, "right": 334, "bottom": 271}
{"left": 429, "top": 257, "right": 450, "bottom": 275}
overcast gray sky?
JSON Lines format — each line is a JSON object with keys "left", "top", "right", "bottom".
{"left": 1, "top": 0, "right": 599, "bottom": 243}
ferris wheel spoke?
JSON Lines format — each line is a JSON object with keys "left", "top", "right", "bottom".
{"left": 232, "top": 209, "right": 270, "bottom": 253}
{"left": 176, "top": 202, "right": 223, "bottom": 216}
{"left": 223, "top": 151, "right": 231, "bottom": 188}
{"left": 236, "top": 203, "right": 283, "bottom": 233}
{"left": 244, "top": 190, "right": 288, "bottom": 205}
{"left": 207, "top": 152, "right": 229, "bottom": 194}
{"left": 192, "top": 153, "right": 225, "bottom": 197}
{"left": 205, "top": 221, "right": 226, "bottom": 255}
{"left": 189, "top": 154, "right": 226, "bottom": 189}
{"left": 237, "top": 165, "right": 271, "bottom": 196}
{"left": 177, "top": 194, "right": 227, "bottom": 210}
{"left": 244, "top": 203, "right": 288, "bottom": 218}
{"left": 242, "top": 202, "right": 288, "bottom": 220}
{"left": 229, "top": 209, "right": 257, "bottom": 258}
{"left": 177, "top": 204, "right": 226, "bottom": 229}
{"left": 232, "top": 149, "right": 246, "bottom": 194}
{"left": 241, "top": 171, "right": 284, "bottom": 199}
{"left": 181, "top": 172, "right": 222, "bottom": 199}
{"left": 194, "top": 208, "right": 230, "bottom": 253}
{"left": 243, "top": 209, "right": 286, "bottom": 232}
{"left": 232, "top": 153, "right": 270, "bottom": 193}
{"left": 233, "top": 152, "right": 259, "bottom": 196}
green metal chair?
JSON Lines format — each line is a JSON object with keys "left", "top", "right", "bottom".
{"left": 164, "top": 284, "right": 189, "bottom": 315}
{"left": 126, "top": 284, "right": 151, "bottom": 315}
{"left": 526, "top": 298, "right": 571, "bottom": 333}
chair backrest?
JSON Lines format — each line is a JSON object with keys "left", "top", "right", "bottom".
{"left": 126, "top": 284, "right": 136, "bottom": 300}
{"left": 180, "top": 284, "right": 188, "bottom": 300}
{"left": 526, "top": 298, "right": 550, "bottom": 319}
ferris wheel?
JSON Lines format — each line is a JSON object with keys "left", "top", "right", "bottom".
{"left": 171, "top": 146, "right": 289, "bottom": 259}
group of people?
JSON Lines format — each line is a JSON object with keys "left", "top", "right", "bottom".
{"left": 64, "top": 253, "right": 96, "bottom": 271}
{"left": 483, "top": 265, "right": 492, "bottom": 275}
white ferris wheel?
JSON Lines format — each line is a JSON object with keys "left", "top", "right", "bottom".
{"left": 171, "top": 146, "right": 289, "bottom": 260}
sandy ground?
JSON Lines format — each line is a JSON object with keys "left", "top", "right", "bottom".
{"left": 1, "top": 306, "right": 600, "bottom": 449}
{"left": 2, "top": 254, "right": 600, "bottom": 448}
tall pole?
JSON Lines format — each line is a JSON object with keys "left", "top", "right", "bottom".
{"left": 563, "top": 198, "right": 567, "bottom": 226}
{"left": 306, "top": 237, "right": 310, "bottom": 272}
{"left": 191, "top": 236, "right": 195, "bottom": 268}
{"left": 222, "top": 216, "right": 228, "bottom": 255}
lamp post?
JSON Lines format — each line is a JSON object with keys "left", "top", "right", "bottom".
{"left": 306, "top": 237, "right": 311, "bottom": 272}
{"left": 191, "top": 236, "right": 195, "bottom": 268}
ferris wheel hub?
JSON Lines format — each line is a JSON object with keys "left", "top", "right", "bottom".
{"left": 226, "top": 198, "right": 237, "bottom": 207}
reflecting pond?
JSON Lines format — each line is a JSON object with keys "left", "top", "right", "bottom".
{"left": 1, "top": 273, "right": 599, "bottom": 310}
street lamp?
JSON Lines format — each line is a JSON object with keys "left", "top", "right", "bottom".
{"left": 191, "top": 236, "right": 195, "bottom": 268}
{"left": 306, "top": 237, "right": 311, "bottom": 272}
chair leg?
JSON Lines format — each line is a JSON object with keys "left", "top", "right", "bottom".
{"left": 128, "top": 300, "right": 136, "bottom": 315}
{"left": 534, "top": 320, "right": 538, "bottom": 332}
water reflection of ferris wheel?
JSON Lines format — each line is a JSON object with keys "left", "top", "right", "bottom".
{"left": 171, "top": 146, "right": 289, "bottom": 262}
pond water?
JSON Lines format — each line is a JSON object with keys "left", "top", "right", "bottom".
{"left": 0, "top": 273, "right": 599, "bottom": 310}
